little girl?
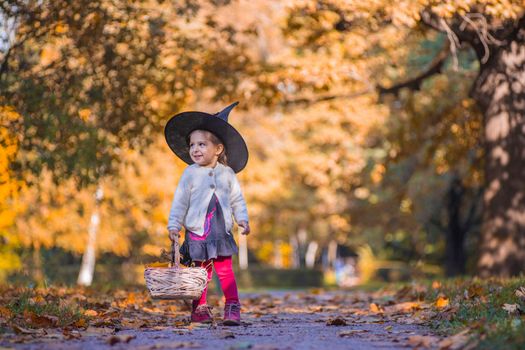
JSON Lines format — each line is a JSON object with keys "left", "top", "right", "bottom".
{"left": 164, "top": 102, "right": 250, "bottom": 326}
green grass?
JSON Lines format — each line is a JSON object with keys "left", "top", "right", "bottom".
{"left": 7, "top": 288, "right": 86, "bottom": 328}
{"left": 352, "top": 277, "right": 525, "bottom": 349}
{"left": 423, "top": 277, "right": 525, "bottom": 350}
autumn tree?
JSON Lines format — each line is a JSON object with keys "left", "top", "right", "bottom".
{"left": 419, "top": 6, "right": 525, "bottom": 277}
{"left": 0, "top": 107, "right": 23, "bottom": 281}
{"left": 0, "top": 0, "right": 259, "bottom": 283}
{"left": 282, "top": 0, "right": 524, "bottom": 277}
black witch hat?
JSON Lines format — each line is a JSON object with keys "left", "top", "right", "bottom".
{"left": 164, "top": 102, "right": 248, "bottom": 173}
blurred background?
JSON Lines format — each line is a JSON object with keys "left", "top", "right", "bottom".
{"left": 1, "top": 0, "right": 523, "bottom": 289}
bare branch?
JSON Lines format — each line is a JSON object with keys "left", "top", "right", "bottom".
{"left": 420, "top": 10, "right": 446, "bottom": 32}
{"left": 440, "top": 18, "right": 460, "bottom": 70}
{"left": 460, "top": 14, "right": 491, "bottom": 63}
{"left": 283, "top": 88, "right": 373, "bottom": 106}
{"left": 463, "top": 13, "right": 505, "bottom": 45}
{"left": 377, "top": 46, "right": 449, "bottom": 96}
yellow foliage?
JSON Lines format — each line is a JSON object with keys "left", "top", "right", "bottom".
{"left": 78, "top": 108, "right": 91, "bottom": 121}
{"left": 357, "top": 245, "right": 379, "bottom": 283}
{"left": 40, "top": 44, "right": 61, "bottom": 66}
{"left": 255, "top": 241, "right": 274, "bottom": 265}
{"left": 0, "top": 106, "right": 23, "bottom": 278}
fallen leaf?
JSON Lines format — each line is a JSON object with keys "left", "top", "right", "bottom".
{"left": 338, "top": 329, "right": 369, "bottom": 337}
{"left": 0, "top": 306, "right": 13, "bottom": 319}
{"left": 101, "top": 308, "right": 120, "bottom": 318}
{"left": 515, "top": 287, "right": 525, "bottom": 302}
{"left": 354, "top": 315, "right": 383, "bottom": 323}
{"left": 385, "top": 301, "right": 421, "bottom": 314}
{"left": 407, "top": 335, "right": 439, "bottom": 348}
{"left": 31, "top": 295, "right": 46, "bottom": 304}
{"left": 395, "top": 286, "right": 414, "bottom": 299}
{"left": 63, "top": 328, "right": 82, "bottom": 340}
{"left": 436, "top": 296, "right": 449, "bottom": 309}
{"left": 502, "top": 303, "right": 521, "bottom": 315}
{"left": 369, "top": 303, "right": 383, "bottom": 313}
{"left": 22, "top": 312, "right": 59, "bottom": 328}
{"left": 84, "top": 326, "right": 115, "bottom": 336}
{"left": 12, "top": 325, "right": 42, "bottom": 335}
{"left": 219, "top": 330, "right": 235, "bottom": 339}
{"left": 326, "top": 316, "right": 347, "bottom": 326}
{"left": 84, "top": 309, "right": 98, "bottom": 317}
{"left": 73, "top": 318, "right": 88, "bottom": 328}
{"left": 121, "top": 318, "right": 147, "bottom": 328}
{"left": 107, "top": 334, "right": 136, "bottom": 346}
{"left": 466, "top": 285, "right": 483, "bottom": 299}
{"left": 438, "top": 329, "right": 473, "bottom": 350}
{"left": 42, "top": 331, "right": 62, "bottom": 339}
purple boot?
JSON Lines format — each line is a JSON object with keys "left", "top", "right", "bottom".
{"left": 191, "top": 304, "right": 213, "bottom": 323}
{"left": 223, "top": 302, "right": 241, "bottom": 326}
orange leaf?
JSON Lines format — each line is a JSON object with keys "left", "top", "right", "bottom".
{"left": 74, "top": 318, "right": 88, "bottom": 328}
{"left": 84, "top": 309, "right": 98, "bottom": 317}
{"left": 32, "top": 295, "right": 46, "bottom": 304}
{"left": 369, "top": 303, "right": 383, "bottom": 313}
{"left": 29, "top": 314, "right": 59, "bottom": 328}
{"left": 466, "top": 285, "right": 483, "bottom": 299}
{"left": 436, "top": 296, "right": 449, "bottom": 309}
{"left": 0, "top": 306, "right": 13, "bottom": 319}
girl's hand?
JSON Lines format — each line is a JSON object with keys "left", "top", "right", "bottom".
{"left": 238, "top": 221, "right": 250, "bottom": 235}
{"left": 168, "top": 230, "right": 180, "bottom": 242}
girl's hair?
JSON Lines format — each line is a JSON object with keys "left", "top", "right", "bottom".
{"left": 187, "top": 129, "right": 228, "bottom": 166}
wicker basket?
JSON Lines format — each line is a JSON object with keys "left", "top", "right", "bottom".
{"left": 144, "top": 241, "right": 208, "bottom": 300}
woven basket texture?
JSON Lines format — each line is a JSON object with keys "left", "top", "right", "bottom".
{"left": 144, "top": 266, "right": 208, "bottom": 300}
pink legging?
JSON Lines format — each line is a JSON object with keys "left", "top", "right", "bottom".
{"left": 192, "top": 256, "right": 239, "bottom": 309}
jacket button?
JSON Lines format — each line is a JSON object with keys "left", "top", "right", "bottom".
{"left": 209, "top": 171, "right": 213, "bottom": 176}
{"left": 210, "top": 184, "right": 215, "bottom": 189}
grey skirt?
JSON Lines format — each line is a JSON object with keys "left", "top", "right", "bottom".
{"left": 182, "top": 194, "right": 238, "bottom": 262}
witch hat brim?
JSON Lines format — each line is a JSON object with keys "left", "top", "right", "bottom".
{"left": 164, "top": 104, "right": 248, "bottom": 173}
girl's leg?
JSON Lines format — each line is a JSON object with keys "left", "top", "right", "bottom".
{"left": 192, "top": 260, "right": 213, "bottom": 309}
{"left": 213, "top": 256, "right": 239, "bottom": 304}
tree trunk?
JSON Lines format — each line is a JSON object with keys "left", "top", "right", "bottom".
{"left": 32, "top": 241, "right": 44, "bottom": 286}
{"left": 474, "top": 22, "right": 525, "bottom": 277}
{"left": 305, "top": 241, "right": 318, "bottom": 268}
{"left": 296, "top": 227, "right": 308, "bottom": 268}
{"left": 445, "top": 176, "right": 466, "bottom": 276}
{"left": 77, "top": 186, "right": 103, "bottom": 286}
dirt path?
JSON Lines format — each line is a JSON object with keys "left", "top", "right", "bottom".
{"left": 1, "top": 290, "right": 441, "bottom": 350}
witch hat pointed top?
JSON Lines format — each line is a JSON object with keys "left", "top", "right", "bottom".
{"left": 214, "top": 101, "right": 239, "bottom": 121}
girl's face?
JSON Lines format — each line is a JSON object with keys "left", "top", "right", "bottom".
{"left": 188, "top": 130, "right": 224, "bottom": 168}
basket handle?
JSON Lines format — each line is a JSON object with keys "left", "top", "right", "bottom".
{"left": 171, "top": 240, "right": 180, "bottom": 269}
